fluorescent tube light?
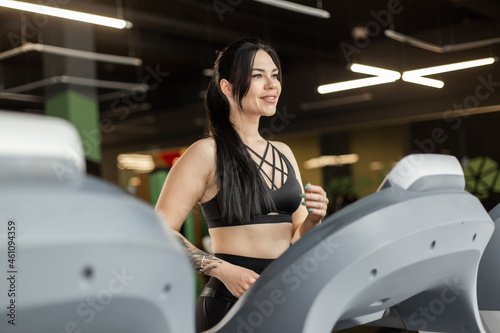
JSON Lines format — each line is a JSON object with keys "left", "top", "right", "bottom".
{"left": 350, "top": 64, "right": 399, "bottom": 77}
{"left": 253, "top": 0, "right": 330, "bottom": 19}
{"left": 402, "top": 57, "right": 496, "bottom": 88}
{"left": 317, "top": 58, "right": 496, "bottom": 93}
{"left": 401, "top": 74, "right": 444, "bottom": 89}
{"left": 117, "top": 154, "right": 155, "bottom": 173}
{"left": 0, "top": 0, "right": 132, "bottom": 29}
{"left": 405, "top": 58, "right": 496, "bottom": 76}
{"left": 385, "top": 29, "right": 500, "bottom": 53}
{"left": 304, "top": 154, "right": 359, "bottom": 169}
{"left": 384, "top": 30, "right": 444, "bottom": 53}
{"left": 0, "top": 42, "right": 142, "bottom": 65}
{"left": 318, "top": 77, "right": 394, "bottom": 94}
{"left": 318, "top": 64, "right": 400, "bottom": 94}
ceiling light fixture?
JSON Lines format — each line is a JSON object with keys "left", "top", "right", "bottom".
{"left": 252, "top": 0, "right": 330, "bottom": 19}
{"left": 318, "top": 64, "right": 400, "bottom": 94}
{"left": 402, "top": 57, "right": 497, "bottom": 88}
{"left": 0, "top": 0, "right": 132, "bottom": 29}
{"left": 0, "top": 42, "right": 141, "bottom": 65}
{"left": 385, "top": 29, "right": 500, "bottom": 53}
{"left": 304, "top": 154, "right": 359, "bottom": 169}
{"left": 350, "top": 64, "right": 398, "bottom": 77}
{"left": 117, "top": 154, "right": 155, "bottom": 173}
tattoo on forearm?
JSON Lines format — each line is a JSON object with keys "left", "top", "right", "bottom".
{"left": 174, "top": 233, "right": 222, "bottom": 275}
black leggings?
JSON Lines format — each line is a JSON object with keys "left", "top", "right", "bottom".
{"left": 195, "top": 253, "right": 274, "bottom": 332}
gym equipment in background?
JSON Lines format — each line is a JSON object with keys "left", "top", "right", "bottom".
{"left": 0, "top": 111, "right": 194, "bottom": 333}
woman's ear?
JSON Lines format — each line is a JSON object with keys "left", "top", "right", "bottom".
{"left": 220, "top": 79, "right": 233, "bottom": 98}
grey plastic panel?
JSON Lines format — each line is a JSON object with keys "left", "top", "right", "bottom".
{"left": 0, "top": 111, "right": 85, "bottom": 178}
{"left": 0, "top": 176, "right": 194, "bottom": 333}
{"left": 210, "top": 154, "right": 493, "bottom": 333}
{"left": 0, "top": 111, "right": 194, "bottom": 333}
{"left": 476, "top": 204, "right": 500, "bottom": 332}
{"left": 377, "top": 153, "right": 465, "bottom": 192}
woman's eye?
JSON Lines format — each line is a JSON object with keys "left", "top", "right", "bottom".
{"left": 253, "top": 74, "right": 262, "bottom": 78}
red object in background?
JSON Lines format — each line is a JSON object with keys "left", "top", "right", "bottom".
{"left": 161, "top": 152, "right": 181, "bottom": 166}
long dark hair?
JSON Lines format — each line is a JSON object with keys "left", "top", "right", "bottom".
{"left": 205, "top": 37, "right": 282, "bottom": 223}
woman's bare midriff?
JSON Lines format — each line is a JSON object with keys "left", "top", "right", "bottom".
{"left": 209, "top": 222, "right": 292, "bottom": 259}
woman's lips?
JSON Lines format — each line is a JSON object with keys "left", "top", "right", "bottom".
{"left": 261, "top": 95, "right": 278, "bottom": 103}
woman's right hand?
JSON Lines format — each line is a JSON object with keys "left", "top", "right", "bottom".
{"left": 215, "top": 262, "right": 260, "bottom": 298}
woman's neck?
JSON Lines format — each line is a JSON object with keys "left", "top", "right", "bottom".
{"left": 230, "top": 110, "right": 265, "bottom": 147}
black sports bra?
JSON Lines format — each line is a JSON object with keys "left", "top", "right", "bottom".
{"left": 200, "top": 141, "right": 302, "bottom": 229}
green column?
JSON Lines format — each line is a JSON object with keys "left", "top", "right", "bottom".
{"left": 45, "top": 89, "right": 101, "bottom": 163}
{"left": 183, "top": 210, "right": 205, "bottom": 298}
{"left": 43, "top": 21, "right": 101, "bottom": 166}
{"left": 149, "top": 169, "right": 169, "bottom": 206}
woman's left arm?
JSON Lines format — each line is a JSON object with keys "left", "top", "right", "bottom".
{"left": 271, "top": 142, "right": 329, "bottom": 243}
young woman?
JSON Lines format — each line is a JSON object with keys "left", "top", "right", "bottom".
{"left": 155, "top": 37, "right": 328, "bottom": 331}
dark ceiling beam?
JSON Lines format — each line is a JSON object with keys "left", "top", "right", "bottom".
{"left": 122, "top": 2, "right": 344, "bottom": 61}
{"left": 445, "top": 0, "right": 500, "bottom": 21}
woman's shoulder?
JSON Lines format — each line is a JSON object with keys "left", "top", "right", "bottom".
{"left": 175, "top": 137, "right": 216, "bottom": 170}
{"left": 269, "top": 140, "right": 293, "bottom": 156}
{"left": 191, "top": 137, "right": 216, "bottom": 150}
{"left": 186, "top": 137, "right": 216, "bottom": 157}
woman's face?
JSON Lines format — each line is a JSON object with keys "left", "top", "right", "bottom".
{"left": 240, "top": 49, "right": 281, "bottom": 117}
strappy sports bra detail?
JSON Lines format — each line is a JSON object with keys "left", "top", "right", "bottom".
{"left": 200, "top": 142, "right": 302, "bottom": 229}
{"left": 245, "top": 141, "right": 288, "bottom": 191}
